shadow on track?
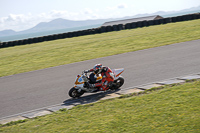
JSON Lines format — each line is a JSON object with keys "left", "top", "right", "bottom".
{"left": 63, "top": 89, "right": 120, "bottom": 106}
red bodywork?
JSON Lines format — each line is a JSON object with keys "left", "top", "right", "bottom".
{"left": 94, "top": 67, "right": 114, "bottom": 91}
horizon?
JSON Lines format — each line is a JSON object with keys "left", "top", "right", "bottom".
{"left": 1, "top": 6, "right": 200, "bottom": 33}
{"left": 1, "top": 0, "right": 200, "bottom": 31}
{"left": 0, "top": 10, "right": 199, "bottom": 42}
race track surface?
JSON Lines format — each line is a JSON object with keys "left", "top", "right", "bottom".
{"left": 1, "top": 39, "right": 200, "bottom": 118}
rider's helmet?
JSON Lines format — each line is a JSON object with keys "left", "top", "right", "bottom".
{"left": 93, "top": 64, "right": 103, "bottom": 74}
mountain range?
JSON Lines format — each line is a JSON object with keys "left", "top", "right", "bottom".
{"left": 0, "top": 5, "right": 200, "bottom": 37}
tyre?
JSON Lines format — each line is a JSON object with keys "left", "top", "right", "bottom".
{"left": 68, "top": 87, "right": 85, "bottom": 98}
{"left": 114, "top": 76, "right": 124, "bottom": 89}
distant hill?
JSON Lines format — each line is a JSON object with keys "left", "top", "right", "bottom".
{"left": 121, "top": 5, "right": 200, "bottom": 20}
{"left": 22, "top": 18, "right": 112, "bottom": 34}
{"left": 0, "top": 18, "right": 113, "bottom": 37}
{"left": 0, "top": 29, "right": 16, "bottom": 36}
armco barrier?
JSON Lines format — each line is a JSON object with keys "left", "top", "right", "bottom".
{"left": 1, "top": 13, "right": 200, "bottom": 48}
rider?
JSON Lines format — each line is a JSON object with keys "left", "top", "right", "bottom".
{"left": 83, "top": 64, "right": 115, "bottom": 91}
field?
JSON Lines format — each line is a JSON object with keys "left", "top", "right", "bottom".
{"left": 1, "top": 80, "right": 200, "bottom": 132}
{"left": 0, "top": 19, "right": 200, "bottom": 77}
{"left": 1, "top": 17, "right": 200, "bottom": 132}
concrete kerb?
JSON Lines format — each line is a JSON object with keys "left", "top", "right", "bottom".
{"left": 1, "top": 73, "right": 200, "bottom": 125}
{"left": 137, "top": 84, "right": 163, "bottom": 90}
{"left": 0, "top": 116, "right": 26, "bottom": 125}
{"left": 178, "top": 74, "right": 200, "bottom": 80}
{"left": 156, "top": 79, "right": 185, "bottom": 85}
{"left": 22, "top": 110, "right": 52, "bottom": 119}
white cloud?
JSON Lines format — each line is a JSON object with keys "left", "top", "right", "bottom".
{"left": 0, "top": 10, "right": 84, "bottom": 31}
{"left": 117, "top": 4, "right": 128, "bottom": 9}
{"left": 0, "top": 5, "right": 129, "bottom": 31}
{"left": 106, "top": 3, "right": 128, "bottom": 11}
{"left": 0, "top": 14, "right": 34, "bottom": 31}
{"left": 84, "top": 8, "right": 93, "bottom": 14}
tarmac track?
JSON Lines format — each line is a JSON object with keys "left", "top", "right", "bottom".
{"left": 0, "top": 39, "right": 200, "bottom": 118}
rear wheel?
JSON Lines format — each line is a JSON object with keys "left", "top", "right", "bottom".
{"left": 114, "top": 77, "right": 124, "bottom": 89}
{"left": 68, "top": 87, "right": 85, "bottom": 98}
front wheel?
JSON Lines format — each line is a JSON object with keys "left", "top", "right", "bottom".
{"left": 114, "top": 76, "right": 124, "bottom": 89}
{"left": 68, "top": 87, "right": 85, "bottom": 98}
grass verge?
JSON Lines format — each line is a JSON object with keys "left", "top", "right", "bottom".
{"left": 0, "top": 19, "right": 200, "bottom": 77}
{"left": 1, "top": 80, "right": 200, "bottom": 133}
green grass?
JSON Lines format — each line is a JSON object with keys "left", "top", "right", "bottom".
{"left": 1, "top": 80, "right": 200, "bottom": 133}
{"left": 1, "top": 19, "right": 200, "bottom": 77}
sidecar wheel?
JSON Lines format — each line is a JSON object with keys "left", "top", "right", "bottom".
{"left": 69, "top": 87, "right": 85, "bottom": 98}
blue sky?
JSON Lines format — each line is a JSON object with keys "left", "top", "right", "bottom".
{"left": 0, "top": 0, "right": 200, "bottom": 31}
